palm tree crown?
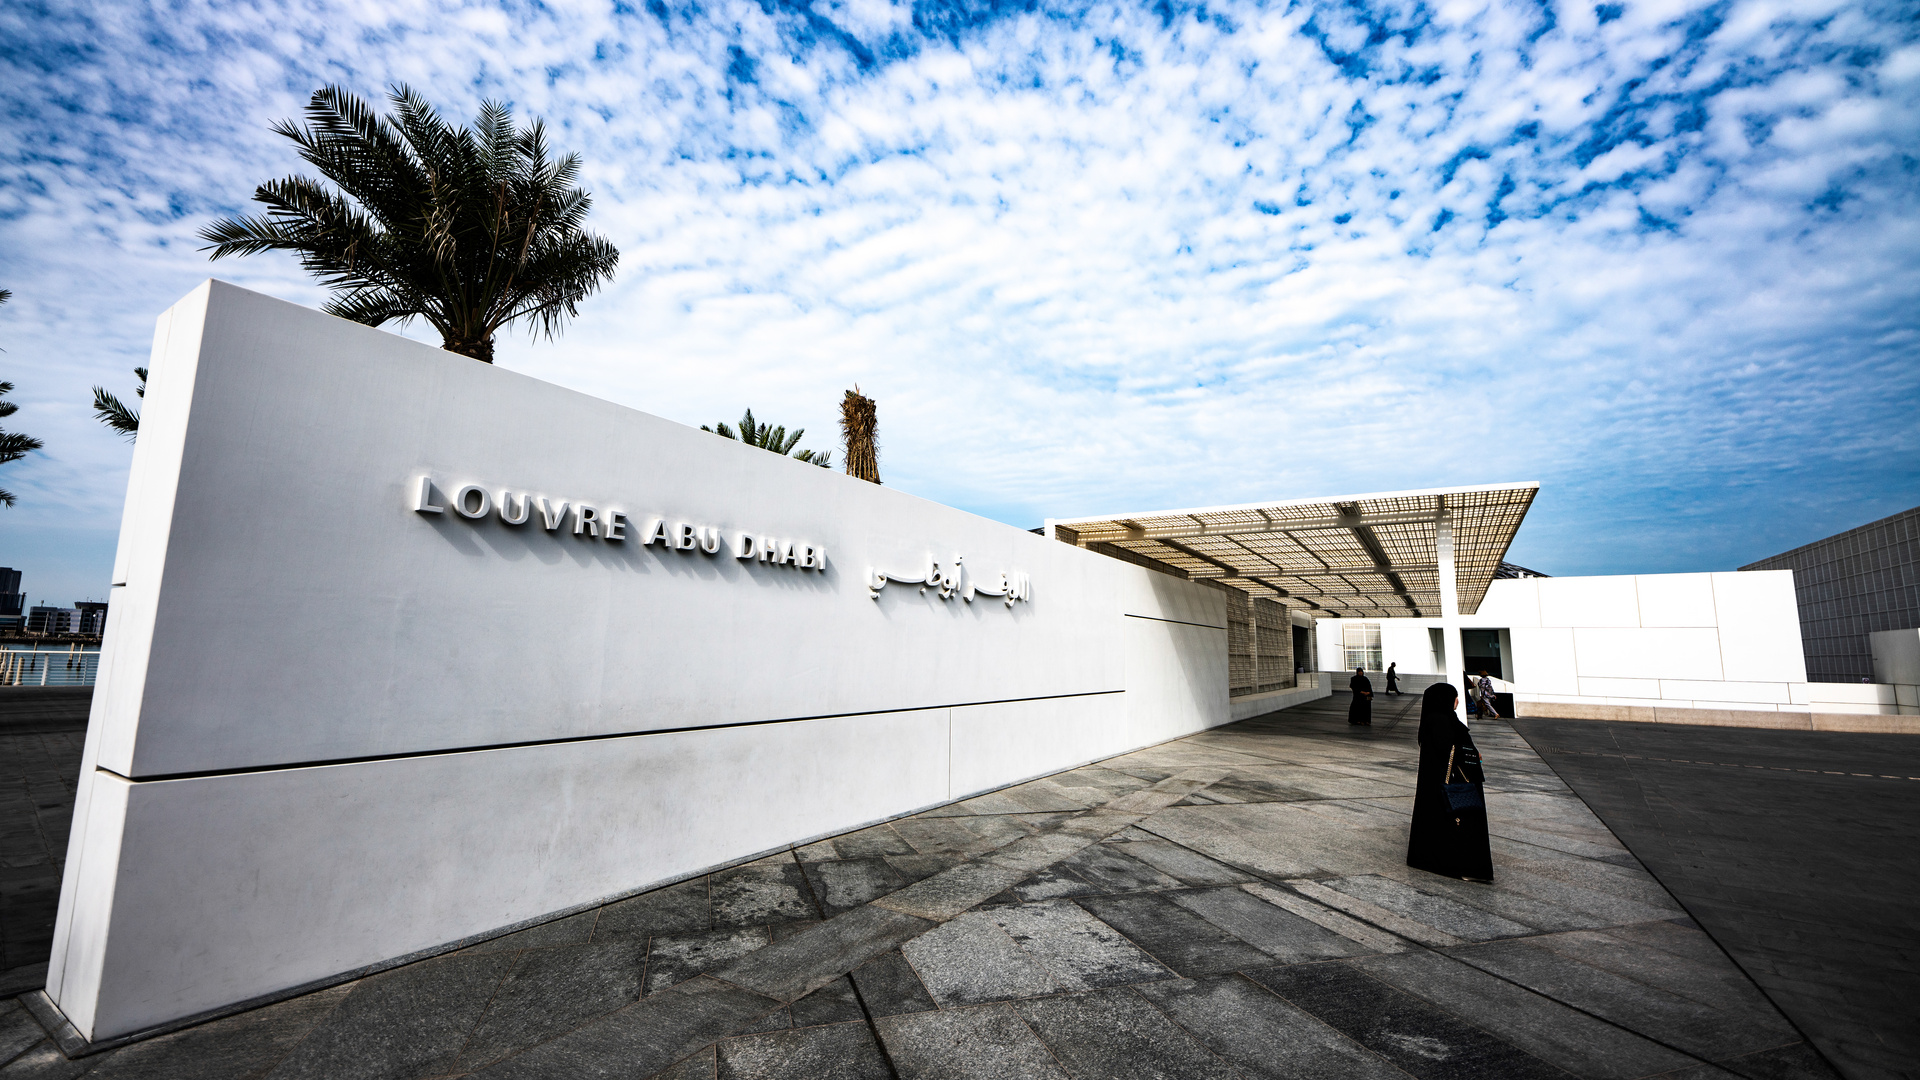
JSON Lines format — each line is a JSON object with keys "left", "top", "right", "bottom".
{"left": 704, "top": 409, "right": 831, "bottom": 468}
{"left": 199, "top": 85, "right": 619, "bottom": 363}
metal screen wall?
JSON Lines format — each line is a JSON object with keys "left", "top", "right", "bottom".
{"left": 1225, "top": 591, "right": 1295, "bottom": 697}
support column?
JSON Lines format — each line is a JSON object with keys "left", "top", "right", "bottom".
{"left": 1436, "top": 512, "right": 1468, "bottom": 726}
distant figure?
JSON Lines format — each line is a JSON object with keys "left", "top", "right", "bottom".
{"left": 1476, "top": 670, "right": 1501, "bottom": 720}
{"left": 1348, "top": 667, "right": 1373, "bottom": 726}
{"left": 1406, "top": 682, "right": 1492, "bottom": 882}
{"left": 1386, "top": 662, "right": 1400, "bottom": 696}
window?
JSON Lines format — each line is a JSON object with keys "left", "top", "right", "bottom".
{"left": 1342, "top": 623, "right": 1382, "bottom": 672}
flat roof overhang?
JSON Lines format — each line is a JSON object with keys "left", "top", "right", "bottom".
{"left": 1046, "top": 482, "right": 1539, "bottom": 618}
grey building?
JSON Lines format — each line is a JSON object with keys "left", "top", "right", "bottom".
{"left": 1740, "top": 506, "right": 1920, "bottom": 682}
{"left": 0, "top": 567, "right": 22, "bottom": 628}
{"left": 74, "top": 601, "right": 109, "bottom": 636}
{"left": 27, "top": 606, "right": 78, "bottom": 635}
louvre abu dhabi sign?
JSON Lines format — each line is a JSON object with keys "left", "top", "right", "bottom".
{"left": 413, "top": 474, "right": 832, "bottom": 569}
{"left": 46, "top": 281, "right": 1218, "bottom": 1045}
{"left": 411, "top": 473, "right": 1033, "bottom": 602}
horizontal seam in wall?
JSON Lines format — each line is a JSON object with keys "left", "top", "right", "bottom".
{"left": 101, "top": 688, "right": 1130, "bottom": 783}
{"left": 1121, "top": 613, "right": 1229, "bottom": 631}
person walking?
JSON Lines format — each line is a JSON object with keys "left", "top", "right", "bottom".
{"left": 1475, "top": 670, "right": 1501, "bottom": 720}
{"left": 1347, "top": 667, "right": 1373, "bottom": 726}
{"left": 1385, "top": 662, "right": 1400, "bottom": 696}
{"left": 1406, "top": 682, "right": 1493, "bottom": 882}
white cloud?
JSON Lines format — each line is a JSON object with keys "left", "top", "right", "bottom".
{"left": 0, "top": 0, "right": 1915, "bottom": 605}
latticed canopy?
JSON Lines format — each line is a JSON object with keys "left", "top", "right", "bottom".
{"left": 1047, "top": 483, "right": 1538, "bottom": 618}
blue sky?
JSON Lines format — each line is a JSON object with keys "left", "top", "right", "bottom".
{"left": 2, "top": 0, "right": 1916, "bottom": 606}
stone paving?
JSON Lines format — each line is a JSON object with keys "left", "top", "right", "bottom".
{"left": 0, "top": 692, "right": 1838, "bottom": 1079}
{"left": 0, "top": 690, "right": 88, "bottom": 999}
{"left": 1512, "top": 718, "right": 1919, "bottom": 1080}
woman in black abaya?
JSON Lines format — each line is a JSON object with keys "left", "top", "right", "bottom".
{"left": 1347, "top": 667, "right": 1373, "bottom": 726}
{"left": 1405, "top": 682, "right": 1492, "bottom": 882}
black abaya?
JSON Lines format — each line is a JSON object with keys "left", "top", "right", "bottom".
{"left": 1406, "top": 682, "right": 1493, "bottom": 881}
{"left": 1347, "top": 672, "right": 1373, "bottom": 726}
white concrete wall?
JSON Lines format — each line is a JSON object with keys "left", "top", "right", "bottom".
{"left": 50, "top": 282, "right": 1231, "bottom": 1042}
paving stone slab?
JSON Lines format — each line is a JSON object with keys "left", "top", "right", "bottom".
{"left": 902, "top": 910, "right": 1060, "bottom": 1006}
{"left": 264, "top": 951, "right": 515, "bottom": 1079}
{"left": 1244, "top": 961, "right": 1572, "bottom": 1080}
{"left": 1013, "top": 987, "right": 1241, "bottom": 1080}
{"left": 0, "top": 1002, "right": 45, "bottom": 1070}
{"left": 455, "top": 939, "right": 648, "bottom": 1070}
{"left": 1166, "top": 886, "right": 1377, "bottom": 964}
{"left": 1322, "top": 875, "right": 1536, "bottom": 941}
{"left": 875, "top": 1004, "right": 1069, "bottom": 1080}
{"left": 1351, "top": 949, "right": 1702, "bottom": 1079}
{"left": 0, "top": 1040, "right": 86, "bottom": 1079}
{"left": 804, "top": 858, "right": 913, "bottom": 917}
{"left": 1236, "top": 882, "right": 1410, "bottom": 954}
{"left": 847, "top": 951, "right": 937, "bottom": 1018}
{"left": 1443, "top": 939, "right": 1797, "bottom": 1065}
{"left": 1534, "top": 927, "right": 1795, "bottom": 1026}
{"left": 650, "top": 1045, "right": 717, "bottom": 1078}
{"left": 712, "top": 905, "right": 936, "bottom": 1002}
{"left": 1053, "top": 844, "right": 1184, "bottom": 895}
{"left": 593, "top": 879, "right": 714, "bottom": 942}
{"left": 788, "top": 977, "right": 865, "bottom": 1028}
{"left": 990, "top": 900, "right": 1174, "bottom": 990}
{"left": 716, "top": 1021, "right": 891, "bottom": 1080}
{"left": 1134, "top": 974, "right": 1408, "bottom": 1080}
{"left": 829, "top": 825, "right": 918, "bottom": 860}
{"left": 1073, "top": 892, "right": 1272, "bottom": 976}
{"left": 472, "top": 976, "right": 782, "bottom": 1080}
{"left": 1107, "top": 838, "right": 1253, "bottom": 886}
{"left": 82, "top": 983, "right": 354, "bottom": 1080}
{"left": 711, "top": 862, "right": 819, "bottom": 928}
{"left": 647, "top": 928, "right": 774, "bottom": 995}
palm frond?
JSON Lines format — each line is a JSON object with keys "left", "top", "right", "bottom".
{"left": 92, "top": 387, "right": 139, "bottom": 438}
{"left": 0, "top": 430, "right": 43, "bottom": 466}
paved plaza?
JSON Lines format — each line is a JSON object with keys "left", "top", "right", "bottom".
{"left": 1, "top": 692, "right": 1843, "bottom": 1078}
{"left": 1514, "top": 719, "right": 1919, "bottom": 1080}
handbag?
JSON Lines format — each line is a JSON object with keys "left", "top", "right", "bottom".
{"left": 1443, "top": 746, "right": 1485, "bottom": 813}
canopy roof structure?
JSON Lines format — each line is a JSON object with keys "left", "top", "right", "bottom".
{"left": 1046, "top": 482, "right": 1539, "bottom": 618}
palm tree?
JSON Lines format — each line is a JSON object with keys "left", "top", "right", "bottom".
{"left": 92, "top": 367, "right": 145, "bottom": 440}
{"left": 840, "top": 387, "right": 879, "bottom": 484}
{"left": 703, "top": 409, "right": 831, "bottom": 468}
{"left": 199, "top": 86, "right": 619, "bottom": 363}
{"left": 0, "top": 382, "right": 41, "bottom": 509}
{"left": 0, "top": 291, "right": 39, "bottom": 508}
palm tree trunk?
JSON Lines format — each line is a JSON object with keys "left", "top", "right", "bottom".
{"left": 443, "top": 336, "right": 495, "bottom": 363}
{"left": 841, "top": 388, "right": 880, "bottom": 484}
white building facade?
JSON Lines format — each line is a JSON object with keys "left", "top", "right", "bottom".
{"left": 1315, "top": 573, "right": 1920, "bottom": 725}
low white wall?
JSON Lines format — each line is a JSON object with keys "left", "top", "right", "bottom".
{"left": 50, "top": 282, "right": 1231, "bottom": 1042}
{"left": 1227, "top": 674, "right": 1331, "bottom": 721}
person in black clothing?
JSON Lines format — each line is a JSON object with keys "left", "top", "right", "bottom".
{"left": 1385, "top": 662, "right": 1400, "bottom": 695}
{"left": 1405, "top": 682, "right": 1492, "bottom": 882}
{"left": 1347, "top": 667, "right": 1373, "bottom": 726}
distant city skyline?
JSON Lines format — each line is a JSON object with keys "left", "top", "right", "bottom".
{"left": 2, "top": 0, "right": 1916, "bottom": 606}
